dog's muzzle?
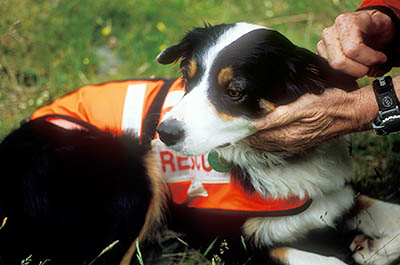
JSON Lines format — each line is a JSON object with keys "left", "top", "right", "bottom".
{"left": 157, "top": 119, "right": 185, "bottom": 146}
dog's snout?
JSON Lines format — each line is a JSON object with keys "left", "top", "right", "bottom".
{"left": 157, "top": 119, "right": 185, "bottom": 146}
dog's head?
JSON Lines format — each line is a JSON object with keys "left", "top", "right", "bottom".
{"left": 156, "top": 22, "right": 356, "bottom": 156}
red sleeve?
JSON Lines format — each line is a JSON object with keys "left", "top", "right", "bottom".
{"left": 358, "top": 0, "right": 400, "bottom": 21}
{"left": 360, "top": 0, "right": 400, "bottom": 9}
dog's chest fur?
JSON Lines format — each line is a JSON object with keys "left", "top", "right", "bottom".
{"left": 216, "top": 137, "right": 355, "bottom": 246}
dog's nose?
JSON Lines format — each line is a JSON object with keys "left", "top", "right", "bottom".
{"left": 157, "top": 119, "right": 185, "bottom": 146}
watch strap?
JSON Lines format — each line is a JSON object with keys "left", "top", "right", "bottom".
{"left": 372, "top": 76, "right": 400, "bottom": 135}
{"left": 373, "top": 76, "right": 400, "bottom": 118}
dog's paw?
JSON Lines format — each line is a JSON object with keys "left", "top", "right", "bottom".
{"left": 350, "top": 234, "right": 400, "bottom": 265}
{"left": 350, "top": 234, "right": 371, "bottom": 253}
{"left": 350, "top": 234, "right": 376, "bottom": 264}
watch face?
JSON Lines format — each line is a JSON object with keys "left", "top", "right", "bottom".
{"left": 382, "top": 96, "right": 394, "bottom": 108}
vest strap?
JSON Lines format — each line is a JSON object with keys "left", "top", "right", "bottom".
{"left": 141, "top": 79, "right": 176, "bottom": 145}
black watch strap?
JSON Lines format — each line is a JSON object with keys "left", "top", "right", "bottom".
{"left": 373, "top": 76, "right": 399, "bottom": 114}
{"left": 372, "top": 76, "right": 400, "bottom": 135}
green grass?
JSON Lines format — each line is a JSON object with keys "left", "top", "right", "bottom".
{"left": 2, "top": 0, "right": 400, "bottom": 264}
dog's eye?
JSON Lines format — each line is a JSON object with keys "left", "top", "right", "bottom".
{"left": 227, "top": 89, "right": 241, "bottom": 99}
{"left": 226, "top": 78, "right": 247, "bottom": 102}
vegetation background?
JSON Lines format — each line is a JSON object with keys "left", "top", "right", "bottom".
{"left": 1, "top": 0, "right": 400, "bottom": 264}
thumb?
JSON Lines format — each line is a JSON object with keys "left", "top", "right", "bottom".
{"left": 254, "top": 105, "right": 300, "bottom": 130}
{"left": 359, "top": 10, "right": 395, "bottom": 48}
{"left": 357, "top": 10, "right": 378, "bottom": 34}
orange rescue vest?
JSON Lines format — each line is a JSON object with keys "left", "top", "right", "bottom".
{"left": 32, "top": 78, "right": 311, "bottom": 217}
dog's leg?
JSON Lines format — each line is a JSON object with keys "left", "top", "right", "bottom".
{"left": 348, "top": 195, "right": 400, "bottom": 265}
{"left": 269, "top": 247, "right": 347, "bottom": 265}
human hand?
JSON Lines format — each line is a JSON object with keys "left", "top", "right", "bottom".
{"left": 317, "top": 10, "right": 395, "bottom": 78}
{"left": 246, "top": 87, "right": 377, "bottom": 152}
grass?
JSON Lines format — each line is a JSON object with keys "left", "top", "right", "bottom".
{"left": 2, "top": 0, "right": 400, "bottom": 264}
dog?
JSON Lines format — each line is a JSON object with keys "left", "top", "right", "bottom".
{"left": 0, "top": 116, "right": 165, "bottom": 265}
{"left": 156, "top": 22, "right": 400, "bottom": 265}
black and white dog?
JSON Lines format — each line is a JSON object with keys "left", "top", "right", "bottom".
{"left": 156, "top": 22, "right": 400, "bottom": 265}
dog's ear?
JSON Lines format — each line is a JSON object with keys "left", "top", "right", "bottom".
{"left": 156, "top": 43, "right": 187, "bottom": 65}
{"left": 157, "top": 23, "right": 232, "bottom": 65}
{"left": 267, "top": 29, "right": 359, "bottom": 94}
{"left": 254, "top": 29, "right": 358, "bottom": 105}
{"left": 309, "top": 50, "right": 358, "bottom": 90}
{"left": 291, "top": 47, "right": 358, "bottom": 93}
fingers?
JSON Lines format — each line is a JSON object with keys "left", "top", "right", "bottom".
{"left": 254, "top": 88, "right": 344, "bottom": 131}
{"left": 317, "top": 11, "right": 392, "bottom": 78}
{"left": 254, "top": 105, "right": 295, "bottom": 130}
{"left": 367, "top": 10, "right": 396, "bottom": 48}
{"left": 246, "top": 130, "right": 302, "bottom": 152}
{"left": 254, "top": 95, "right": 311, "bottom": 130}
{"left": 248, "top": 121, "right": 322, "bottom": 152}
{"left": 357, "top": 10, "right": 379, "bottom": 34}
{"left": 255, "top": 93, "right": 318, "bottom": 130}
{"left": 316, "top": 40, "right": 328, "bottom": 59}
{"left": 335, "top": 13, "right": 387, "bottom": 66}
{"left": 320, "top": 25, "right": 370, "bottom": 77}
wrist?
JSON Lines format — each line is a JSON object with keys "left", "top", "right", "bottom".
{"left": 352, "top": 75, "right": 400, "bottom": 133}
{"left": 350, "top": 83, "right": 378, "bottom": 132}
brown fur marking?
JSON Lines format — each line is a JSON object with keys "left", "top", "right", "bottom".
{"left": 214, "top": 107, "right": 236, "bottom": 121}
{"left": 119, "top": 151, "right": 166, "bottom": 265}
{"left": 259, "top": 99, "right": 276, "bottom": 112}
{"left": 347, "top": 194, "right": 376, "bottom": 220}
{"left": 270, "top": 247, "right": 290, "bottom": 263}
{"left": 355, "top": 195, "right": 375, "bottom": 214}
{"left": 218, "top": 67, "right": 234, "bottom": 87}
{"left": 188, "top": 60, "right": 197, "bottom": 78}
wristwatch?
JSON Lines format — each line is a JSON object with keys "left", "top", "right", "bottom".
{"left": 371, "top": 76, "right": 400, "bottom": 135}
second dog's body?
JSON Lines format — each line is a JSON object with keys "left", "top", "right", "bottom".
{"left": 0, "top": 115, "right": 166, "bottom": 265}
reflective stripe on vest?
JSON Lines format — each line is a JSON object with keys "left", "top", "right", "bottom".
{"left": 32, "top": 78, "right": 311, "bottom": 216}
{"left": 32, "top": 79, "right": 183, "bottom": 136}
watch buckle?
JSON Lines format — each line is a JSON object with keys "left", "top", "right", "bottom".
{"left": 378, "top": 105, "right": 400, "bottom": 120}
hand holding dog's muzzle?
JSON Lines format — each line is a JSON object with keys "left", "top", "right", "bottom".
{"left": 246, "top": 86, "right": 378, "bottom": 152}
